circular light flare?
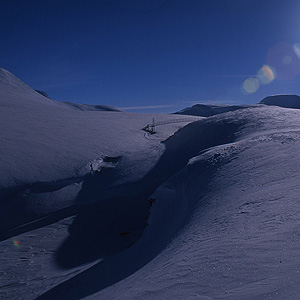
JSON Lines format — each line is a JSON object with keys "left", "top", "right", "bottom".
{"left": 240, "top": 42, "right": 300, "bottom": 96}
{"left": 242, "top": 77, "right": 260, "bottom": 94}
{"left": 282, "top": 55, "right": 292, "bottom": 65}
{"left": 257, "top": 65, "right": 276, "bottom": 85}
{"left": 267, "top": 43, "right": 300, "bottom": 80}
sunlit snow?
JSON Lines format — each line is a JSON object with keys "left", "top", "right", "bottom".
{"left": 1, "top": 68, "right": 300, "bottom": 300}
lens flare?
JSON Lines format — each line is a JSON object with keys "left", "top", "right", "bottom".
{"left": 241, "top": 42, "right": 300, "bottom": 96}
{"left": 13, "top": 240, "right": 20, "bottom": 248}
{"left": 242, "top": 77, "right": 259, "bottom": 94}
{"left": 282, "top": 55, "right": 292, "bottom": 65}
{"left": 267, "top": 43, "right": 300, "bottom": 80}
{"left": 257, "top": 65, "right": 276, "bottom": 85}
{"left": 293, "top": 43, "right": 300, "bottom": 59}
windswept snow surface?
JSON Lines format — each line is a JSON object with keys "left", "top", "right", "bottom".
{"left": 1, "top": 69, "right": 300, "bottom": 300}
{"left": 63, "top": 102, "right": 121, "bottom": 112}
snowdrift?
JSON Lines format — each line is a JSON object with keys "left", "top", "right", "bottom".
{"left": 1, "top": 68, "right": 300, "bottom": 300}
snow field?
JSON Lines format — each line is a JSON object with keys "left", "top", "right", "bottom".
{"left": 2, "top": 67, "right": 300, "bottom": 299}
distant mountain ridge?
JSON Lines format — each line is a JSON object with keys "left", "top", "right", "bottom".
{"left": 174, "top": 103, "right": 250, "bottom": 117}
{"left": 175, "top": 94, "right": 300, "bottom": 117}
{"left": 259, "top": 94, "right": 300, "bottom": 109}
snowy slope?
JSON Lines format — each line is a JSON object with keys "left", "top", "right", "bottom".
{"left": 1, "top": 69, "right": 300, "bottom": 300}
{"left": 37, "top": 106, "right": 300, "bottom": 300}
{"left": 0, "top": 68, "right": 200, "bottom": 235}
{"left": 63, "top": 102, "right": 121, "bottom": 112}
{"left": 0, "top": 68, "right": 201, "bottom": 299}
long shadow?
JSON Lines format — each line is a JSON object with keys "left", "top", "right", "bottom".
{"left": 37, "top": 119, "right": 243, "bottom": 299}
{"left": 55, "top": 120, "right": 241, "bottom": 268}
{"left": 55, "top": 194, "right": 149, "bottom": 268}
{"left": 36, "top": 152, "right": 219, "bottom": 300}
{"left": 0, "top": 157, "right": 122, "bottom": 241}
{"left": 0, "top": 156, "right": 122, "bottom": 241}
{"left": 0, "top": 205, "right": 78, "bottom": 242}
{"left": 0, "top": 173, "right": 90, "bottom": 240}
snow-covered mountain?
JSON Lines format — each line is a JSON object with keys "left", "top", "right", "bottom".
{"left": 1, "top": 68, "right": 300, "bottom": 300}
{"left": 259, "top": 94, "right": 300, "bottom": 109}
{"left": 174, "top": 103, "right": 250, "bottom": 117}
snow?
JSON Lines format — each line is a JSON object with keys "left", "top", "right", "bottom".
{"left": 175, "top": 103, "right": 251, "bottom": 117}
{"left": 63, "top": 102, "right": 121, "bottom": 112}
{"left": 0, "top": 67, "right": 199, "bottom": 234}
{"left": 260, "top": 94, "right": 300, "bottom": 109}
{"left": 1, "top": 68, "right": 300, "bottom": 299}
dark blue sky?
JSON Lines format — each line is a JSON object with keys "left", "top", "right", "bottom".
{"left": 2, "top": 0, "right": 300, "bottom": 112}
